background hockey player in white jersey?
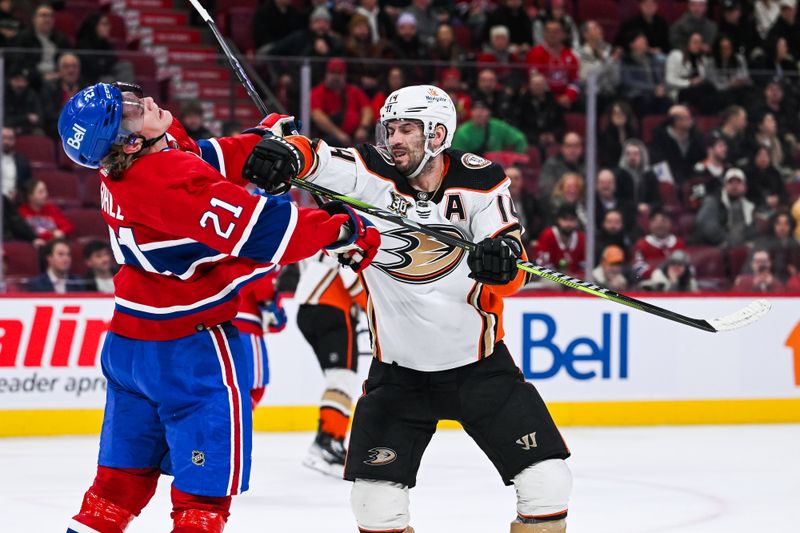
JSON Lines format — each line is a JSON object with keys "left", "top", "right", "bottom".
{"left": 293, "top": 252, "right": 366, "bottom": 476}
{"left": 243, "top": 86, "right": 573, "bottom": 533}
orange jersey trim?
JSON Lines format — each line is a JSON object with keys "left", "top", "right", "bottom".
{"left": 285, "top": 135, "right": 318, "bottom": 178}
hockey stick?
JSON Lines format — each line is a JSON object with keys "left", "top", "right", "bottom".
{"left": 292, "top": 177, "right": 772, "bottom": 333}
{"left": 188, "top": 0, "right": 771, "bottom": 333}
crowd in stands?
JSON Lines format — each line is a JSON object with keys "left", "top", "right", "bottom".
{"left": 2, "top": 0, "right": 800, "bottom": 293}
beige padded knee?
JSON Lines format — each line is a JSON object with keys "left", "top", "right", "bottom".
{"left": 510, "top": 519, "right": 566, "bottom": 532}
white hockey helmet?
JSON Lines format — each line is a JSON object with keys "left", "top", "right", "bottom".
{"left": 379, "top": 85, "right": 457, "bottom": 178}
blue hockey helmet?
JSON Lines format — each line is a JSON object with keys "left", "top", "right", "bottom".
{"left": 58, "top": 83, "right": 142, "bottom": 169}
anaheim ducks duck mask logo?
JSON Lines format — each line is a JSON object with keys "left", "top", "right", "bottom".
{"left": 372, "top": 225, "right": 466, "bottom": 284}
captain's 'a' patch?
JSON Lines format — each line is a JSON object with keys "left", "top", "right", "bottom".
{"left": 444, "top": 193, "right": 466, "bottom": 221}
{"left": 461, "top": 153, "right": 492, "bottom": 169}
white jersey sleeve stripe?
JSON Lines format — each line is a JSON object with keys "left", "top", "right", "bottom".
{"left": 209, "top": 138, "right": 227, "bottom": 178}
{"left": 267, "top": 201, "right": 298, "bottom": 264}
{"left": 231, "top": 195, "right": 267, "bottom": 257}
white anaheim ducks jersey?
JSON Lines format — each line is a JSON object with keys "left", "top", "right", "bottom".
{"left": 296, "top": 251, "right": 362, "bottom": 310}
{"left": 305, "top": 141, "right": 521, "bottom": 371}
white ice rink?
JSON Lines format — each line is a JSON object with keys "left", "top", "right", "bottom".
{"left": 3, "top": 425, "right": 800, "bottom": 532}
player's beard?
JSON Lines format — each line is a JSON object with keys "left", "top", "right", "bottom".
{"left": 394, "top": 141, "right": 431, "bottom": 178}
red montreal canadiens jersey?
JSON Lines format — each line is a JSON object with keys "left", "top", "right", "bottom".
{"left": 233, "top": 271, "right": 279, "bottom": 336}
{"left": 100, "top": 119, "right": 345, "bottom": 340}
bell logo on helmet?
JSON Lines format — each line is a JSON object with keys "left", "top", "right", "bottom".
{"left": 66, "top": 124, "right": 87, "bottom": 150}
{"left": 59, "top": 82, "right": 125, "bottom": 169}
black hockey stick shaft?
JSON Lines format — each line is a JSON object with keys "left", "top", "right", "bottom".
{"left": 188, "top": 0, "right": 269, "bottom": 117}
{"left": 289, "top": 180, "right": 717, "bottom": 332}
{"left": 188, "top": 0, "right": 721, "bottom": 333}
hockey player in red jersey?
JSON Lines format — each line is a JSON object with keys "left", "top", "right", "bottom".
{"left": 244, "top": 85, "right": 572, "bottom": 533}
{"left": 232, "top": 270, "right": 286, "bottom": 409}
{"left": 57, "top": 82, "right": 380, "bottom": 533}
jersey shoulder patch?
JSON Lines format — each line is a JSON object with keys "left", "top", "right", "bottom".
{"left": 444, "top": 149, "right": 507, "bottom": 192}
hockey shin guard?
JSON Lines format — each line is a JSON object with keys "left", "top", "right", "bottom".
{"left": 319, "top": 368, "right": 358, "bottom": 439}
{"left": 68, "top": 466, "right": 159, "bottom": 533}
{"left": 171, "top": 486, "right": 231, "bottom": 533}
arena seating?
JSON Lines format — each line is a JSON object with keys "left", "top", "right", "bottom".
{"left": 16, "top": 135, "right": 57, "bottom": 169}
{"left": 63, "top": 208, "right": 108, "bottom": 241}
{"left": 4, "top": 241, "right": 40, "bottom": 279}
{"left": 3, "top": 0, "right": 799, "bottom": 294}
{"left": 34, "top": 170, "right": 81, "bottom": 209}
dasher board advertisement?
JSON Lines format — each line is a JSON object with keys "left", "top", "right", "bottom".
{"left": 0, "top": 295, "right": 798, "bottom": 434}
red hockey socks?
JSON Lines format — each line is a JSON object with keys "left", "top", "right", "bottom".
{"left": 250, "top": 386, "right": 265, "bottom": 410}
{"left": 69, "top": 466, "right": 159, "bottom": 532}
{"left": 171, "top": 486, "right": 231, "bottom": 533}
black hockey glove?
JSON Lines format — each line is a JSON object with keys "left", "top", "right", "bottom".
{"left": 242, "top": 136, "right": 305, "bottom": 195}
{"left": 467, "top": 236, "right": 522, "bottom": 285}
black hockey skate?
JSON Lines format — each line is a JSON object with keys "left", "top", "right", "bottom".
{"left": 302, "top": 431, "right": 346, "bottom": 478}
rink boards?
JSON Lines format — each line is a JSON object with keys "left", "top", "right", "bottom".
{"left": 0, "top": 293, "right": 798, "bottom": 436}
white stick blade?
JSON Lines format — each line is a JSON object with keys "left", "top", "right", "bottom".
{"left": 187, "top": 0, "right": 213, "bottom": 22}
{"left": 708, "top": 299, "right": 771, "bottom": 332}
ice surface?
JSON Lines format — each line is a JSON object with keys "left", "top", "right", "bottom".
{"left": 2, "top": 425, "right": 799, "bottom": 532}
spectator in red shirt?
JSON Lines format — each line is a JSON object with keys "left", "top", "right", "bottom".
{"left": 525, "top": 18, "right": 580, "bottom": 108}
{"left": 534, "top": 203, "right": 586, "bottom": 278}
{"left": 476, "top": 25, "right": 523, "bottom": 87}
{"left": 440, "top": 67, "right": 471, "bottom": 122}
{"left": 310, "top": 57, "right": 374, "bottom": 147}
{"left": 17, "top": 179, "right": 74, "bottom": 241}
{"left": 733, "top": 249, "right": 785, "bottom": 292}
{"left": 632, "top": 209, "right": 686, "bottom": 279}
{"left": 368, "top": 67, "right": 405, "bottom": 127}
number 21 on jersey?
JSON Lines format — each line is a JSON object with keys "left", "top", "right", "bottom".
{"left": 200, "top": 197, "right": 243, "bottom": 239}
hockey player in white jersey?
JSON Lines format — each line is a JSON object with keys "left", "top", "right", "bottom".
{"left": 294, "top": 252, "right": 365, "bottom": 476}
{"left": 242, "top": 86, "right": 572, "bottom": 532}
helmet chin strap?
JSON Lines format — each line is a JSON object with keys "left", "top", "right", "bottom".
{"left": 405, "top": 136, "right": 445, "bottom": 179}
{"left": 140, "top": 131, "right": 167, "bottom": 149}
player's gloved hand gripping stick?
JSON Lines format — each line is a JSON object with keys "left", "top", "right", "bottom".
{"left": 188, "top": 0, "right": 771, "bottom": 333}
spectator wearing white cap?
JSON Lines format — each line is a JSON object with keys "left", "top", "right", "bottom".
{"left": 695, "top": 167, "right": 757, "bottom": 246}
{"left": 401, "top": 0, "right": 438, "bottom": 46}
{"left": 669, "top": 0, "right": 717, "bottom": 52}
{"left": 475, "top": 31, "right": 522, "bottom": 96}
{"left": 387, "top": 12, "right": 432, "bottom": 84}
{"left": 482, "top": 0, "right": 533, "bottom": 51}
